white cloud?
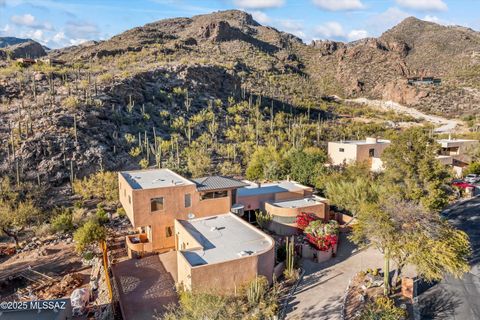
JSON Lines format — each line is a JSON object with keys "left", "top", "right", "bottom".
{"left": 234, "top": 0, "right": 284, "bottom": 9}
{"left": 314, "top": 21, "right": 345, "bottom": 38}
{"left": 65, "top": 21, "right": 99, "bottom": 39}
{"left": 250, "top": 10, "right": 271, "bottom": 24}
{"left": 348, "top": 29, "right": 368, "bottom": 41}
{"left": 367, "top": 7, "right": 410, "bottom": 33}
{"left": 312, "top": 0, "right": 364, "bottom": 11}
{"left": 276, "top": 19, "right": 306, "bottom": 38}
{"left": 69, "top": 38, "right": 89, "bottom": 46}
{"left": 52, "top": 31, "right": 66, "bottom": 43}
{"left": 395, "top": 0, "right": 447, "bottom": 11}
{"left": 10, "top": 14, "right": 53, "bottom": 30}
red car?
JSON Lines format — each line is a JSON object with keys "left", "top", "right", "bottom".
{"left": 452, "top": 181, "right": 476, "bottom": 189}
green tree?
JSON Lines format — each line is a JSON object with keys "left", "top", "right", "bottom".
{"left": 73, "top": 171, "right": 119, "bottom": 203}
{"left": 463, "top": 162, "right": 480, "bottom": 176}
{"left": 351, "top": 197, "right": 471, "bottom": 295}
{"left": 73, "top": 219, "right": 107, "bottom": 253}
{"left": 381, "top": 128, "right": 452, "bottom": 212}
{"left": 185, "top": 143, "right": 211, "bottom": 178}
{"left": 246, "top": 146, "right": 283, "bottom": 181}
{"left": 284, "top": 147, "right": 326, "bottom": 185}
{"left": 0, "top": 200, "right": 40, "bottom": 247}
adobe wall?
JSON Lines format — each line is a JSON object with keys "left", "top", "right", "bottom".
{"left": 189, "top": 245, "right": 275, "bottom": 294}
{"left": 328, "top": 142, "right": 358, "bottom": 165}
{"left": 118, "top": 173, "right": 233, "bottom": 251}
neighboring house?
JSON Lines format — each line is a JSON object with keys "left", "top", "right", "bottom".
{"left": 327, "top": 136, "right": 479, "bottom": 177}
{"left": 237, "top": 180, "right": 330, "bottom": 235}
{"left": 327, "top": 137, "right": 391, "bottom": 171}
{"left": 436, "top": 138, "right": 479, "bottom": 177}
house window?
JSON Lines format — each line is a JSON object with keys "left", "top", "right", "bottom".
{"left": 184, "top": 193, "right": 191, "bottom": 208}
{"left": 151, "top": 197, "right": 164, "bottom": 212}
{"left": 339, "top": 148, "right": 344, "bottom": 152}
{"left": 201, "top": 190, "right": 228, "bottom": 200}
{"left": 165, "top": 226, "right": 173, "bottom": 238}
{"left": 369, "top": 148, "right": 375, "bottom": 157}
{"left": 124, "top": 189, "right": 126, "bottom": 197}
{"left": 128, "top": 195, "right": 131, "bottom": 204}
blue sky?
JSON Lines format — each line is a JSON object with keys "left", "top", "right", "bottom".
{"left": 1, "top": 0, "right": 479, "bottom": 48}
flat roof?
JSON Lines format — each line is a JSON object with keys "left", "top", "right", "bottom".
{"left": 179, "top": 214, "right": 273, "bottom": 266}
{"left": 272, "top": 196, "right": 327, "bottom": 208}
{"left": 330, "top": 139, "right": 391, "bottom": 145}
{"left": 120, "top": 169, "right": 194, "bottom": 190}
{"left": 437, "top": 139, "right": 479, "bottom": 144}
{"left": 237, "top": 180, "right": 309, "bottom": 197}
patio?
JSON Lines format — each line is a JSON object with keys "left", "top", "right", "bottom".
{"left": 112, "top": 255, "right": 177, "bottom": 320}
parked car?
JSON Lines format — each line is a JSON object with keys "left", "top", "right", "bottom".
{"left": 465, "top": 174, "right": 479, "bottom": 184}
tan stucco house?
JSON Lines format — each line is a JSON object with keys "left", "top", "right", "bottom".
{"left": 118, "top": 169, "right": 330, "bottom": 293}
{"left": 237, "top": 180, "right": 330, "bottom": 235}
{"left": 436, "top": 138, "right": 479, "bottom": 177}
{"left": 327, "top": 137, "right": 391, "bottom": 171}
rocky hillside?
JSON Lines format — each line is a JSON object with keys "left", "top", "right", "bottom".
{"left": 0, "top": 10, "right": 479, "bottom": 204}
{"left": 0, "top": 38, "right": 47, "bottom": 60}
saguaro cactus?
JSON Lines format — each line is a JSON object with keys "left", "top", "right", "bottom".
{"left": 285, "top": 236, "right": 295, "bottom": 278}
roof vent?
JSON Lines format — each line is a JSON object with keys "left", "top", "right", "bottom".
{"left": 238, "top": 250, "right": 254, "bottom": 257}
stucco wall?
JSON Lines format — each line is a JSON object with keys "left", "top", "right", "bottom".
{"left": 189, "top": 244, "right": 275, "bottom": 294}
{"left": 328, "top": 142, "right": 358, "bottom": 165}
{"left": 118, "top": 173, "right": 234, "bottom": 252}
{"left": 174, "top": 219, "right": 203, "bottom": 251}
{"left": 177, "top": 251, "right": 192, "bottom": 290}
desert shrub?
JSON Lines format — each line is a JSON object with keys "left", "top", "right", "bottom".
{"left": 52, "top": 210, "right": 74, "bottom": 233}
{"left": 139, "top": 158, "right": 149, "bottom": 169}
{"left": 73, "top": 219, "right": 106, "bottom": 253}
{"left": 96, "top": 206, "right": 109, "bottom": 224}
{"left": 34, "top": 224, "right": 53, "bottom": 237}
{"left": 73, "top": 171, "right": 118, "bottom": 203}
{"left": 359, "top": 297, "right": 407, "bottom": 320}
{"left": 97, "top": 72, "right": 114, "bottom": 83}
{"left": 255, "top": 210, "right": 272, "bottom": 230}
{"left": 464, "top": 162, "right": 480, "bottom": 176}
{"left": 116, "top": 207, "right": 126, "bottom": 218}
{"left": 63, "top": 96, "right": 80, "bottom": 109}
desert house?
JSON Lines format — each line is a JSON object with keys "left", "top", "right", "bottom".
{"left": 328, "top": 136, "right": 479, "bottom": 177}
{"left": 236, "top": 180, "right": 330, "bottom": 235}
{"left": 436, "top": 138, "right": 479, "bottom": 177}
{"left": 118, "top": 168, "right": 330, "bottom": 293}
{"left": 327, "top": 137, "right": 391, "bottom": 171}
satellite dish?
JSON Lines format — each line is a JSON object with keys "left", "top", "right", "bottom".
{"left": 187, "top": 213, "right": 196, "bottom": 220}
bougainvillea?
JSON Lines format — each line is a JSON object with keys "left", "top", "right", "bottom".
{"left": 304, "top": 220, "right": 339, "bottom": 251}
{"left": 296, "top": 212, "right": 319, "bottom": 230}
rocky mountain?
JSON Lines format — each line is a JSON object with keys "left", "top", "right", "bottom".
{"left": 0, "top": 37, "right": 32, "bottom": 48}
{"left": 0, "top": 38, "right": 47, "bottom": 60}
{"left": 0, "top": 10, "right": 479, "bottom": 204}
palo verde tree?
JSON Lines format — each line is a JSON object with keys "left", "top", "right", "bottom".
{"left": 381, "top": 127, "right": 453, "bottom": 212}
{"left": 351, "top": 197, "right": 471, "bottom": 295}
{"left": 0, "top": 177, "right": 40, "bottom": 247}
{"left": 321, "top": 162, "right": 379, "bottom": 216}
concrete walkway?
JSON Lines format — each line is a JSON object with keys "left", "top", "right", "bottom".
{"left": 285, "top": 233, "right": 384, "bottom": 320}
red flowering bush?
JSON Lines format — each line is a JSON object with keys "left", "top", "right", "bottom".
{"left": 304, "top": 220, "right": 339, "bottom": 251}
{"left": 296, "top": 212, "right": 319, "bottom": 230}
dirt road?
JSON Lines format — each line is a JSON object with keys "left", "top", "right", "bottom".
{"left": 347, "top": 98, "right": 464, "bottom": 133}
